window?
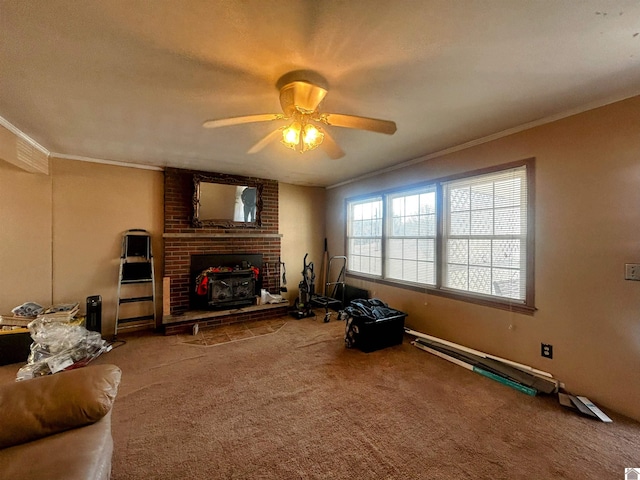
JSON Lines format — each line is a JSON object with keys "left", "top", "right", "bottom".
{"left": 346, "top": 197, "right": 383, "bottom": 275}
{"left": 345, "top": 159, "right": 534, "bottom": 313}
{"left": 387, "top": 187, "right": 437, "bottom": 285}
{"left": 442, "top": 167, "right": 528, "bottom": 301}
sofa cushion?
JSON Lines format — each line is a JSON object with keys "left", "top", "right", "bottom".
{"left": 0, "top": 363, "right": 121, "bottom": 449}
{"left": 0, "top": 411, "right": 114, "bottom": 480}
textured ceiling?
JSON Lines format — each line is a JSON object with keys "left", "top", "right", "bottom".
{"left": 1, "top": 1, "right": 639, "bottom": 186}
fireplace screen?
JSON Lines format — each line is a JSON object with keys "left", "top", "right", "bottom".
{"left": 195, "top": 267, "right": 257, "bottom": 309}
{"left": 208, "top": 271, "right": 255, "bottom": 307}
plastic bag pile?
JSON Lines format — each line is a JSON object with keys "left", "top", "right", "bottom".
{"left": 16, "top": 317, "right": 111, "bottom": 381}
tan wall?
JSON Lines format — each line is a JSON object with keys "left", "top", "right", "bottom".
{"left": 279, "top": 183, "right": 326, "bottom": 304}
{"left": 0, "top": 157, "right": 163, "bottom": 337}
{"left": 51, "top": 158, "right": 164, "bottom": 336}
{"left": 326, "top": 95, "right": 640, "bottom": 421}
{"left": 0, "top": 160, "right": 53, "bottom": 312}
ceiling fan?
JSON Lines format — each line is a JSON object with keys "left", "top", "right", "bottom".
{"left": 202, "top": 70, "right": 397, "bottom": 159}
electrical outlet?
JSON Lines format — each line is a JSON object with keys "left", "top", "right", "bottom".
{"left": 541, "top": 343, "right": 553, "bottom": 359}
{"left": 625, "top": 264, "right": 640, "bottom": 281}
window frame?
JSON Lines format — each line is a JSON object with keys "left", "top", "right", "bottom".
{"left": 344, "top": 158, "right": 536, "bottom": 315}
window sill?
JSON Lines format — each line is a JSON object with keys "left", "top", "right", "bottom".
{"left": 346, "top": 273, "right": 536, "bottom": 316}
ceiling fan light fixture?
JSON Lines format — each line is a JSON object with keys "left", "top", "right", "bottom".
{"left": 281, "top": 122, "right": 302, "bottom": 150}
{"left": 302, "top": 123, "right": 324, "bottom": 152}
{"left": 281, "top": 120, "right": 324, "bottom": 153}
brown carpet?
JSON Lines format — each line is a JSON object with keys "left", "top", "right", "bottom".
{"left": 181, "top": 319, "right": 288, "bottom": 346}
{"left": 2, "top": 317, "right": 639, "bottom": 479}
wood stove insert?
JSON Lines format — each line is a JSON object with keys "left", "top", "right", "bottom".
{"left": 190, "top": 254, "right": 263, "bottom": 310}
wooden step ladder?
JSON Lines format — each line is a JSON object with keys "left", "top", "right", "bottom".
{"left": 115, "top": 229, "right": 156, "bottom": 337}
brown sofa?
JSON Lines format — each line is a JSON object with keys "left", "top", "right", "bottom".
{"left": 0, "top": 364, "right": 121, "bottom": 480}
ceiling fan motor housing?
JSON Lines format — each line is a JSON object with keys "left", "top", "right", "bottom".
{"left": 279, "top": 81, "right": 328, "bottom": 117}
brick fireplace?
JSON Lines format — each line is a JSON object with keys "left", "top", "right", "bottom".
{"left": 163, "top": 168, "right": 282, "bottom": 321}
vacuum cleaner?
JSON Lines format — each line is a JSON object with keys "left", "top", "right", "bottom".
{"left": 290, "top": 253, "right": 316, "bottom": 319}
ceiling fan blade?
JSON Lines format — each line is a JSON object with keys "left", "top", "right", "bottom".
{"left": 321, "top": 131, "right": 345, "bottom": 160}
{"left": 319, "top": 113, "right": 397, "bottom": 135}
{"left": 202, "top": 113, "right": 285, "bottom": 129}
{"left": 247, "top": 128, "right": 283, "bottom": 154}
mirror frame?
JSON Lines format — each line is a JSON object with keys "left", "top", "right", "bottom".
{"left": 192, "top": 173, "right": 263, "bottom": 228}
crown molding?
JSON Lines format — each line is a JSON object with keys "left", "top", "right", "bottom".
{"left": 51, "top": 153, "right": 164, "bottom": 172}
{"left": 0, "top": 116, "right": 163, "bottom": 172}
{"left": 327, "top": 88, "right": 640, "bottom": 190}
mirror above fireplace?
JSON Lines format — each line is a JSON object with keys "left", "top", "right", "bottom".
{"left": 192, "top": 173, "right": 263, "bottom": 228}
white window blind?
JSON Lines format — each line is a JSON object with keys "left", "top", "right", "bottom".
{"left": 442, "top": 166, "right": 528, "bottom": 301}
{"left": 347, "top": 197, "right": 383, "bottom": 275}
{"left": 386, "top": 188, "right": 436, "bottom": 285}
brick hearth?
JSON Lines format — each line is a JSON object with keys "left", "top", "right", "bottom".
{"left": 163, "top": 303, "right": 290, "bottom": 335}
